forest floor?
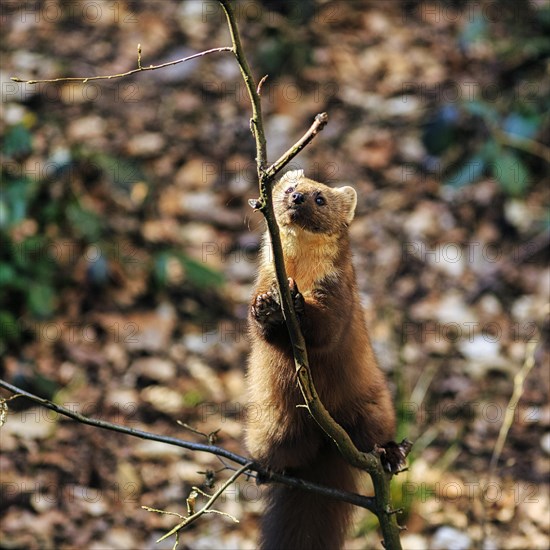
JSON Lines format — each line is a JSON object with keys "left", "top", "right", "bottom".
{"left": 1, "top": 1, "right": 549, "bottom": 549}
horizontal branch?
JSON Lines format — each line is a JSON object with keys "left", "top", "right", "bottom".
{"left": 11, "top": 46, "right": 233, "bottom": 85}
{"left": 0, "top": 378, "right": 375, "bottom": 513}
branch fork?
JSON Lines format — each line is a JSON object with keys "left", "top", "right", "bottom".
{"left": 5, "top": 1, "right": 409, "bottom": 547}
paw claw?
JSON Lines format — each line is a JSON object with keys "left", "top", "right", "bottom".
{"left": 252, "top": 287, "right": 283, "bottom": 326}
{"left": 287, "top": 279, "right": 305, "bottom": 315}
{"left": 376, "top": 439, "right": 413, "bottom": 474}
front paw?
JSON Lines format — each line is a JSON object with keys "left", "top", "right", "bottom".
{"left": 288, "top": 277, "right": 305, "bottom": 317}
{"left": 376, "top": 439, "right": 413, "bottom": 474}
{"left": 251, "top": 290, "right": 284, "bottom": 326}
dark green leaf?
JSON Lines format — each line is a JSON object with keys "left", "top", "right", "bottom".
{"left": 153, "top": 252, "right": 169, "bottom": 287}
{"left": 503, "top": 113, "right": 540, "bottom": 139}
{"left": 93, "top": 153, "right": 144, "bottom": 192}
{"left": 177, "top": 253, "right": 225, "bottom": 289}
{"left": 480, "top": 139, "right": 499, "bottom": 162}
{"left": 28, "top": 284, "right": 56, "bottom": 318}
{"left": 13, "top": 236, "right": 47, "bottom": 270}
{"left": 154, "top": 251, "right": 224, "bottom": 289}
{"left": 3, "top": 124, "right": 32, "bottom": 158}
{"left": 3, "top": 178, "right": 32, "bottom": 225}
{"left": 0, "top": 262, "right": 17, "bottom": 285}
{"left": 0, "top": 198, "right": 8, "bottom": 228}
{"left": 422, "top": 106, "right": 459, "bottom": 155}
{"left": 539, "top": 6, "right": 550, "bottom": 29}
{"left": 66, "top": 203, "right": 102, "bottom": 241}
{"left": 492, "top": 151, "right": 532, "bottom": 196}
{"left": 0, "top": 310, "right": 20, "bottom": 344}
{"left": 463, "top": 101, "right": 500, "bottom": 124}
{"left": 444, "top": 154, "right": 485, "bottom": 188}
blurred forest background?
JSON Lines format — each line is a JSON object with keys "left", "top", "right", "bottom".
{"left": 1, "top": 1, "right": 549, "bottom": 548}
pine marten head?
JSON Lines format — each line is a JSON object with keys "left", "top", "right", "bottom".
{"left": 273, "top": 170, "right": 357, "bottom": 235}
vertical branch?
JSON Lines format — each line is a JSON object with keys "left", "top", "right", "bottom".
{"left": 217, "top": 2, "right": 404, "bottom": 548}
{"left": 219, "top": 0, "right": 267, "bottom": 175}
{"left": 218, "top": 0, "right": 305, "bottom": 371}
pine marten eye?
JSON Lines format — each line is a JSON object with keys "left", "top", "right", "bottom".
{"left": 285, "top": 187, "right": 295, "bottom": 194}
{"left": 315, "top": 195, "right": 326, "bottom": 206}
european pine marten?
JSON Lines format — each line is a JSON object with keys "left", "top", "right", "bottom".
{"left": 246, "top": 170, "right": 403, "bottom": 550}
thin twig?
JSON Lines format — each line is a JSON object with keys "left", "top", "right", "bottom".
{"left": 480, "top": 337, "right": 539, "bottom": 545}
{"left": 155, "top": 462, "right": 252, "bottom": 542}
{"left": 11, "top": 47, "right": 233, "bottom": 85}
{"left": 0, "top": 393, "right": 22, "bottom": 426}
{"left": 490, "top": 339, "right": 539, "bottom": 473}
{"left": 177, "top": 421, "right": 220, "bottom": 445}
{"left": 491, "top": 126, "right": 550, "bottom": 163}
{"left": 0, "top": 378, "right": 375, "bottom": 512}
{"left": 257, "top": 74, "right": 269, "bottom": 95}
{"left": 265, "top": 112, "right": 329, "bottom": 180}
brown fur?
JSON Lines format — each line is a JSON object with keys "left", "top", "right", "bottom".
{"left": 247, "top": 170, "right": 396, "bottom": 549}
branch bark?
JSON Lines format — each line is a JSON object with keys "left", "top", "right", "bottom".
{"left": 0, "top": 378, "right": 375, "bottom": 513}
{"left": 7, "top": 3, "right": 406, "bottom": 546}
{"left": 218, "top": 1, "right": 404, "bottom": 548}
{"left": 11, "top": 46, "right": 233, "bottom": 84}
{"left": 219, "top": 0, "right": 267, "bottom": 176}
{"left": 154, "top": 462, "right": 253, "bottom": 543}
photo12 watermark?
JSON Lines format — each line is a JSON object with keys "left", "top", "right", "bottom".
{"left": 11, "top": 400, "right": 139, "bottom": 425}
{"left": 1, "top": 1, "right": 138, "bottom": 25}
{"left": 401, "top": 2, "right": 533, "bottom": 24}
{"left": 202, "top": 81, "right": 339, "bottom": 105}
{"left": 2, "top": 81, "right": 141, "bottom": 105}
{"left": 401, "top": 321, "right": 539, "bottom": 344}
{"left": 200, "top": 0, "right": 344, "bottom": 25}
{"left": 401, "top": 480, "right": 539, "bottom": 505}
{"left": 402, "top": 240, "right": 539, "bottom": 265}
{"left": 398, "top": 401, "right": 541, "bottom": 425}
{"left": 1, "top": 480, "right": 140, "bottom": 504}
{"left": 1, "top": 319, "right": 142, "bottom": 345}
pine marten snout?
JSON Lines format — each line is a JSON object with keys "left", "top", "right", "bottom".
{"left": 274, "top": 173, "right": 356, "bottom": 235}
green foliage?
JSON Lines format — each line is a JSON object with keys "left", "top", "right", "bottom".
{"left": 424, "top": 8, "right": 549, "bottom": 197}
{"left": 65, "top": 203, "right": 103, "bottom": 241}
{"left": 427, "top": 100, "right": 545, "bottom": 196}
{"left": 92, "top": 152, "right": 145, "bottom": 193}
{"left": 183, "top": 389, "right": 205, "bottom": 407}
{"left": 1, "top": 125, "right": 226, "bottom": 353}
{"left": 442, "top": 126, "right": 534, "bottom": 197}
{"left": 3, "top": 124, "right": 32, "bottom": 158}
{"left": 153, "top": 250, "right": 225, "bottom": 289}
{"left": 1, "top": 125, "right": 55, "bottom": 350}
{"left": 493, "top": 149, "right": 531, "bottom": 196}
{"left": 256, "top": 31, "right": 312, "bottom": 78}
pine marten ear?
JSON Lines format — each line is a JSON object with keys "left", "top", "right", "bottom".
{"left": 337, "top": 186, "right": 357, "bottom": 224}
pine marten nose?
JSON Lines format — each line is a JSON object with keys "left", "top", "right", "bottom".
{"left": 291, "top": 192, "right": 305, "bottom": 205}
